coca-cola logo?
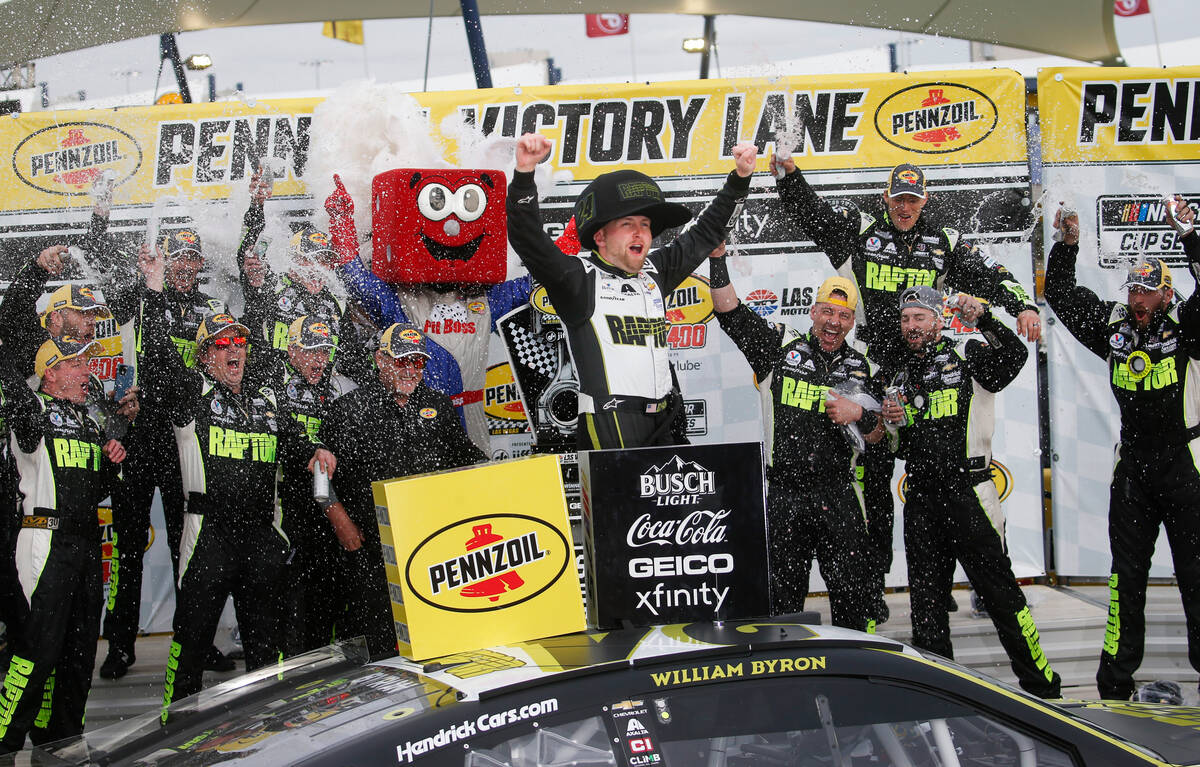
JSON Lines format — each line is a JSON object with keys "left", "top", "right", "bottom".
{"left": 626, "top": 510, "right": 730, "bottom": 548}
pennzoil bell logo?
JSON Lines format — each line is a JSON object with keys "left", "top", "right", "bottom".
{"left": 874, "top": 83, "right": 998, "bottom": 154}
{"left": 405, "top": 514, "right": 570, "bottom": 612}
{"left": 13, "top": 122, "right": 142, "bottom": 196}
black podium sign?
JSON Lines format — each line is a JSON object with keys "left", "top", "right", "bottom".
{"left": 580, "top": 442, "right": 769, "bottom": 628}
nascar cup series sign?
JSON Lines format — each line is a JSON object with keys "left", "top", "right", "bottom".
{"left": 580, "top": 442, "right": 768, "bottom": 628}
{"left": 373, "top": 454, "right": 584, "bottom": 659}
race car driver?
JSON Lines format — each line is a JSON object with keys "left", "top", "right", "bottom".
{"left": 507, "top": 132, "right": 756, "bottom": 449}
{"left": 1044, "top": 198, "right": 1200, "bottom": 700}
{"left": 137, "top": 248, "right": 334, "bottom": 719}
{"left": 771, "top": 155, "right": 1041, "bottom": 621}
{"left": 711, "top": 253, "right": 883, "bottom": 630}
{"left": 880, "top": 285, "right": 1060, "bottom": 699}
{"left": 319, "top": 323, "right": 485, "bottom": 660}
{"left": 0, "top": 336, "right": 124, "bottom": 754}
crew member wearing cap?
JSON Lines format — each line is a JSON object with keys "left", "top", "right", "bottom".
{"left": 79, "top": 231, "right": 237, "bottom": 680}
{"left": 880, "top": 285, "right": 1060, "bottom": 699}
{"left": 710, "top": 247, "right": 883, "bottom": 630}
{"left": 137, "top": 249, "right": 334, "bottom": 717}
{"left": 238, "top": 169, "right": 373, "bottom": 385}
{"left": 1045, "top": 198, "right": 1200, "bottom": 700}
{"left": 507, "top": 133, "right": 757, "bottom": 449}
{"left": 319, "top": 323, "right": 485, "bottom": 659}
{"left": 770, "top": 156, "right": 1042, "bottom": 622}
{"left": 261, "top": 315, "right": 358, "bottom": 656}
{"left": 0, "top": 335, "right": 124, "bottom": 753}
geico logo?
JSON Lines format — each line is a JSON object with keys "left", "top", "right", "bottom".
{"left": 628, "top": 553, "right": 734, "bottom": 578}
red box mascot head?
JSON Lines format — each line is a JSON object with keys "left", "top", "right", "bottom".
{"left": 371, "top": 168, "right": 508, "bottom": 285}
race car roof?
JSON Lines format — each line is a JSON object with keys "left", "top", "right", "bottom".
{"left": 0, "top": 0, "right": 1124, "bottom": 71}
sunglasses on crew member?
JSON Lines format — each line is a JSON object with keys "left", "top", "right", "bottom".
{"left": 210, "top": 336, "right": 249, "bottom": 348}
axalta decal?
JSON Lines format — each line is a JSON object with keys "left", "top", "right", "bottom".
{"left": 484, "top": 363, "right": 528, "bottom": 434}
{"left": 664, "top": 274, "right": 713, "bottom": 350}
{"left": 395, "top": 698, "right": 558, "bottom": 764}
{"left": 649, "top": 655, "right": 827, "bottom": 688}
{"left": 404, "top": 514, "right": 570, "bottom": 612}
{"left": 530, "top": 285, "right": 560, "bottom": 319}
{"left": 13, "top": 122, "right": 142, "bottom": 196}
{"left": 897, "top": 459, "right": 1013, "bottom": 503}
{"left": 874, "top": 83, "right": 998, "bottom": 154}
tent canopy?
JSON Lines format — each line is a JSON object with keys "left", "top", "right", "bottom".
{"left": 1, "top": 0, "right": 1121, "bottom": 71}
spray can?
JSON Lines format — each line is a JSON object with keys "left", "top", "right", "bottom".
{"left": 313, "top": 464, "right": 331, "bottom": 504}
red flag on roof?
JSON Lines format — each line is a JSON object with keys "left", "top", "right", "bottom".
{"left": 1114, "top": 0, "right": 1150, "bottom": 17}
{"left": 586, "top": 14, "right": 630, "bottom": 37}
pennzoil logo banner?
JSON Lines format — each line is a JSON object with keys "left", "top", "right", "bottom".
{"left": 0, "top": 70, "right": 1027, "bottom": 214}
{"left": 1038, "top": 66, "right": 1200, "bottom": 164}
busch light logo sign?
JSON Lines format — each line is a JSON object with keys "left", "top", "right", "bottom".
{"left": 581, "top": 442, "right": 769, "bottom": 628}
{"left": 638, "top": 455, "right": 716, "bottom": 505}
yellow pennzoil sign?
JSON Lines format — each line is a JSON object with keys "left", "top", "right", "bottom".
{"left": 373, "top": 454, "right": 583, "bottom": 660}
{"left": 1038, "top": 66, "right": 1200, "bottom": 164}
{"left": 0, "top": 69, "right": 1026, "bottom": 216}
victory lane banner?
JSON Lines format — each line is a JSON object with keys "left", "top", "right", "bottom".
{"left": 373, "top": 454, "right": 584, "bottom": 660}
{"left": 580, "top": 442, "right": 768, "bottom": 628}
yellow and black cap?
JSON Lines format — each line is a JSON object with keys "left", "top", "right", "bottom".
{"left": 573, "top": 170, "right": 693, "bottom": 251}
{"left": 159, "top": 228, "right": 203, "bottom": 259}
{"left": 288, "top": 314, "right": 336, "bottom": 350}
{"left": 195, "top": 312, "right": 250, "bottom": 350}
{"left": 35, "top": 335, "right": 99, "bottom": 378}
{"left": 815, "top": 276, "right": 859, "bottom": 311}
{"left": 1122, "top": 258, "right": 1172, "bottom": 291}
{"left": 289, "top": 224, "right": 337, "bottom": 263}
{"left": 377, "top": 322, "right": 430, "bottom": 359}
{"left": 886, "top": 163, "right": 927, "bottom": 199}
{"left": 39, "top": 284, "right": 112, "bottom": 327}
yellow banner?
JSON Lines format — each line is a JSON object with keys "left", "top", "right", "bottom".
{"left": 1038, "top": 66, "right": 1200, "bottom": 164}
{"left": 0, "top": 69, "right": 1027, "bottom": 214}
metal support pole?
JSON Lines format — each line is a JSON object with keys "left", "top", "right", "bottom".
{"left": 699, "top": 15, "right": 715, "bottom": 80}
{"left": 888, "top": 42, "right": 898, "bottom": 73}
{"left": 159, "top": 33, "right": 192, "bottom": 103}
{"left": 207, "top": 73, "right": 216, "bottom": 102}
{"left": 459, "top": 0, "right": 493, "bottom": 89}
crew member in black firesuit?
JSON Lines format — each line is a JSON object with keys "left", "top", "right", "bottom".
{"left": 880, "top": 285, "right": 1060, "bottom": 699}
{"left": 237, "top": 168, "right": 372, "bottom": 385}
{"left": 250, "top": 314, "right": 357, "bottom": 656}
{"left": 507, "top": 132, "right": 757, "bottom": 449}
{"left": 772, "top": 155, "right": 1041, "bottom": 622}
{"left": 319, "top": 323, "right": 485, "bottom": 659}
{"left": 136, "top": 248, "right": 335, "bottom": 720}
{"left": 1044, "top": 197, "right": 1200, "bottom": 700}
{"left": 80, "top": 202, "right": 239, "bottom": 679}
{"left": 710, "top": 252, "right": 884, "bottom": 630}
{"left": 0, "top": 335, "right": 124, "bottom": 754}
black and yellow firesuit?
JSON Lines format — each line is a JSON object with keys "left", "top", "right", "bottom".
{"left": 885, "top": 309, "right": 1060, "bottom": 699}
{"left": 715, "top": 300, "right": 880, "bottom": 630}
{"left": 1045, "top": 231, "right": 1200, "bottom": 700}
{"left": 140, "top": 293, "right": 320, "bottom": 722}
{"left": 0, "top": 351, "right": 120, "bottom": 752}
{"left": 774, "top": 168, "right": 1038, "bottom": 612}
